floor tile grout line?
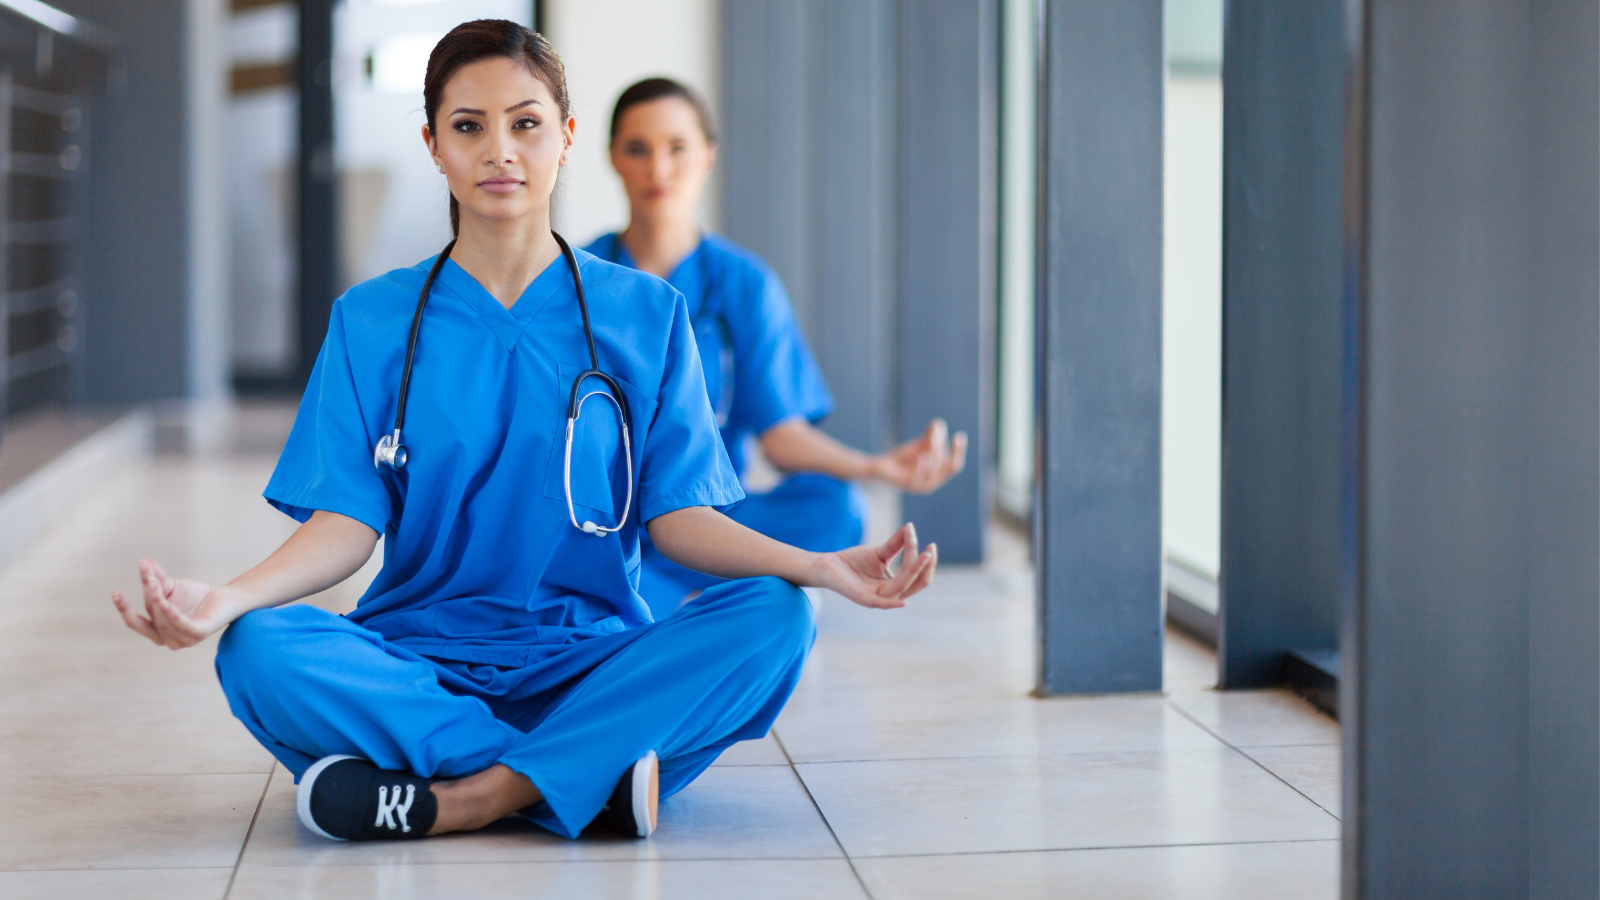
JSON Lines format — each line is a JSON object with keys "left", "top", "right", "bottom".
{"left": 844, "top": 836, "right": 1342, "bottom": 861}
{"left": 223, "top": 766, "right": 274, "bottom": 898}
{"left": 1231, "top": 742, "right": 1341, "bottom": 750}
{"left": 232, "top": 853, "right": 860, "bottom": 870}
{"left": 771, "top": 728, "right": 877, "bottom": 900}
{"left": 215, "top": 838, "right": 1344, "bottom": 873}
{"left": 1162, "top": 699, "right": 1342, "bottom": 822}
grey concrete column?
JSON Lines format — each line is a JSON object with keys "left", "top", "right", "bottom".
{"left": 813, "top": 0, "right": 896, "bottom": 453}
{"left": 1342, "top": 0, "right": 1599, "bottom": 895}
{"left": 64, "top": 0, "right": 231, "bottom": 424}
{"left": 896, "top": 0, "right": 995, "bottom": 564}
{"left": 1215, "top": 0, "right": 1343, "bottom": 689}
{"left": 1034, "top": 0, "right": 1163, "bottom": 694}
{"left": 1526, "top": 2, "right": 1599, "bottom": 894}
{"left": 721, "top": 0, "right": 812, "bottom": 314}
{"left": 297, "top": 0, "right": 337, "bottom": 383}
{"left": 722, "top": 0, "right": 896, "bottom": 454}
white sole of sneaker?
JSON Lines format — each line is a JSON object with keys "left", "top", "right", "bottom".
{"left": 632, "top": 750, "right": 659, "bottom": 838}
{"left": 296, "top": 754, "right": 361, "bottom": 842}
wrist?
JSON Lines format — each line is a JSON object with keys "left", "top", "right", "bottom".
{"left": 212, "top": 583, "right": 254, "bottom": 622}
{"left": 859, "top": 454, "right": 888, "bottom": 482}
{"left": 793, "top": 550, "right": 829, "bottom": 589}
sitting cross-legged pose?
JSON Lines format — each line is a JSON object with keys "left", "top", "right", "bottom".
{"left": 585, "top": 78, "right": 967, "bottom": 619}
{"left": 109, "top": 20, "right": 936, "bottom": 843}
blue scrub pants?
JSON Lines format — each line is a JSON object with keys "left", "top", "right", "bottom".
{"left": 639, "top": 473, "right": 867, "bottom": 619}
{"left": 214, "top": 576, "right": 814, "bottom": 840}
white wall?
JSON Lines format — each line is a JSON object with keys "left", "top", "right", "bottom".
{"left": 995, "top": 0, "right": 1035, "bottom": 516}
{"left": 333, "top": 0, "right": 532, "bottom": 283}
{"left": 186, "top": 0, "right": 231, "bottom": 402}
{"left": 543, "top": 0, "right": 722, "bottom": 245}
{"left": 1162, "top": 74, "right": 1223, "bottom": 582}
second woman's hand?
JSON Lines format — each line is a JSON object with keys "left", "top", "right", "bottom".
{"left": 112, "top": 558, "right": 241, "bottom": 650}
{"left": 810, "top": 523, "right": 938, "bottom": 610}
{"left": 868, "top": 419, "right": 968, "bottom": 495}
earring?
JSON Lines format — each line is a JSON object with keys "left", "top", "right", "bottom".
{"left": 435, "top": 164, "right": 443, "bottom": 173}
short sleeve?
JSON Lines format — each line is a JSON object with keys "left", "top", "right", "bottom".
{"left": 723, "top": 261, "right": 834, "bottom": 436}
{"left": 638, "top": 292, "right": 746, "bottom": 522}
{"left": 263, "top": 306, "right": 394, "bottom": 533}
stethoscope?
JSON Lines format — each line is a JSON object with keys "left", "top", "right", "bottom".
{"left": 373, "top": 232, "right": 635, "bottom": 537}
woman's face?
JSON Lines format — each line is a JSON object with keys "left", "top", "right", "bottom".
{"left": 609, "top": 97, "right": 716, "bottom": 225}
{"left": 423, "top": 56, "right": 574, "bottom": 229}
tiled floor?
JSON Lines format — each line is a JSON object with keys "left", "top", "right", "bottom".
{"left": 0, "top": 444, "right": 1342, "bottom": 898}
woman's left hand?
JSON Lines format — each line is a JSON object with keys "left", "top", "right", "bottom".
{"left": 869, "top": 418, "right": 968, "bottom": 494}
{"left": 812, "top": 523, "right": 938, "bottom": 609}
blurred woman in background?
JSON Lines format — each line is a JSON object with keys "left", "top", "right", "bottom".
{"left": 587, "top": 78, "right": 967, "bottom": 619}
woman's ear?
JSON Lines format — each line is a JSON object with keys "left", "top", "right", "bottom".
{"left": 420, "top": 124, "right": 437, "bottom": 161}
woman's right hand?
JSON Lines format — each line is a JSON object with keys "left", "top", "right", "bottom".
{"left": 112, "top": 559, "right": 243, "bottom": 650}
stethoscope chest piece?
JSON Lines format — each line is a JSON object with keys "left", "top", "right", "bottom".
{"left": 374, "top": 429, "right": 407, "bottom": 470}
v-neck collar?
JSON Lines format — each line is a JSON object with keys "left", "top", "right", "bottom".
{"left": 434, "top": 253, "right": 573, "bottom": 352}
{"left": 609, "top": 234, "right": 709, "bottom": 318}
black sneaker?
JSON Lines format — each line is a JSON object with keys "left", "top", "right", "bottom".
{"left": 296, "top": 755, "right": 439, "bottom": 841}
{"left": 591, "top": 750, "right": 659, "bottom": 838}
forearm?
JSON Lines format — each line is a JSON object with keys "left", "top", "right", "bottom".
{"left": 646, "top": 506, "right": 822, "bottom": 585}
{"left": 221, "top": 510, "right": 378, "bottom": 613}
{"left": 759, "top": 418, "right": 879, "bottom": 481}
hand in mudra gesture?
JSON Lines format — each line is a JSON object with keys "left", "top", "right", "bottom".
{"left": 813, "top": 523, "right": 937, "bottom": 610}
{"left": 113, "top": 559, "right": 239, "bottom": 650}
{"left": 870, "top": 418, "right": 968, "bottom": 494}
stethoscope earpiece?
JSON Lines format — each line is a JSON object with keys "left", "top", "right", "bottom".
{"left": 376, "top": 233, "right": 633, "bottom": 539}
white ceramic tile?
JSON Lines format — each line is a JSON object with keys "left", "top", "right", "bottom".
{"left": 1166, "top": 689, "right": 1341, "bottom": 747}
{"left": 241, "top": 762, "right": 841, "bottom": 866}
{"left": 777, "top": 689, "right": 1222, "bottom": 763}
{"left": 794, "top": 639, "right": 1036, "bottom": 698}
{"left": 796, "top": 744, "right": 1339, "bottom": 858}
{"left": 0, "top": 868, "right": 232, "bottom": 900}
{"left": 0, "top": 773, "right": 266, "bottom": 870}
{"left": 1164, "top": 627, "right": 1218, "bottom": 691}
{"left": 855, "top": 840, "right": 1340, "bottom": 900}
{"left": 230, "top": 859, "right": 868, "bottom": 900}
{"left": 1244, "top": 744, "right": 1342, "bottom": 818}
{"left": 0, "top": 609, "right": 231, "bottom": 706}
{"left": 0, "top": 700, "right": 272, "bottom": 775}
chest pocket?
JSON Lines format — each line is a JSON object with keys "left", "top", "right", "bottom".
{"left": 541, "top": 363, "right": 656, "bottom": 525}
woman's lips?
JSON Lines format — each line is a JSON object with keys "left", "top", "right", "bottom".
{"left": 478, "top": 177, "right": 524, "bottom": 195}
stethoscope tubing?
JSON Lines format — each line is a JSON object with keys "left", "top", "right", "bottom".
{"left": 376, "top": 231, "right": 635, "bottom": 538}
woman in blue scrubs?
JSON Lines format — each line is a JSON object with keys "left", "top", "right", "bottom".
{"left": 586, "top": 79, "right": 967, "bottom": 617}
{"left": 109, "top": 21, "right": 937, "bottom": 844}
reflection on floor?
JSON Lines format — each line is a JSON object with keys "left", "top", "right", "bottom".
{"left": 0, "top": 449, "right": 1341, "bottom": 899}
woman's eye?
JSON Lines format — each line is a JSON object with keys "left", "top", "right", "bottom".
{"left": 624, "top": 143, "right": 648, "bottom": 157}
{"left": 452, "top": 120, "right": 481, "bottom": 134}
{"left": 515, "top": 116, "right": 539, "bottom": 130}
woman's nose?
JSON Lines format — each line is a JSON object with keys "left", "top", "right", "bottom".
{"left": 485, "top": 131, "right": 515, "bottom": 165}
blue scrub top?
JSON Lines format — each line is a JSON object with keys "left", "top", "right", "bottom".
{"left": 584, "top": 233, "right": 833, "bottom": 478}
{"left": 264, "top": 248, "right": 744, "bottom": 669}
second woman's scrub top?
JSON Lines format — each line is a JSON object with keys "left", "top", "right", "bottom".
{"left": 583, "top": 233, "right": 833, "bottom": 480}
{"left": 263, "top": 247, "right": 743, "bottom": 694}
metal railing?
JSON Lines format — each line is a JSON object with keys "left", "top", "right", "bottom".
{"left": 0, "top": 72, "right": 88, "bottom": 417}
